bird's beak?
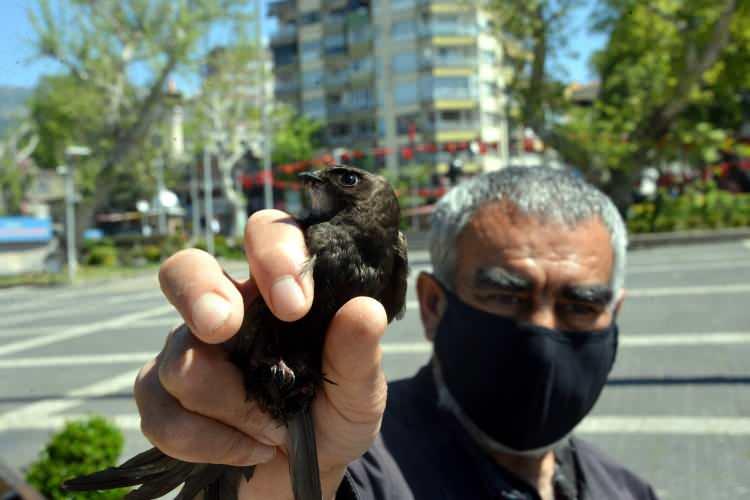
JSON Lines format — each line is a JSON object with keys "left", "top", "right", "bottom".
{"left": 298, "top": 171, "right": 324, "bottom": 185}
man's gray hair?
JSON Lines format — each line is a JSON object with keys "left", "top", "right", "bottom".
{"left": 429, "top": 166, "right": 628, "bottom": 297}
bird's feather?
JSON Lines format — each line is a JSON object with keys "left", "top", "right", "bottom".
{"left": 288, "top": 409, "right": 322, "bottom": 500}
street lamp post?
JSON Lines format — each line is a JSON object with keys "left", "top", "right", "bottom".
{"left": 62, "top": 145, "right": 91, "bottom": 284}
{"left": 203, "top": 145, "right": 215, "bottom": 255}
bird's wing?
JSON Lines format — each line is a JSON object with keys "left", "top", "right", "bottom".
{"left": 382, "top": 231, "right": 409, "bottom": 322}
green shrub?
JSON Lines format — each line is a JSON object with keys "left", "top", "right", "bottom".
{"left": 627, "top": 183, "right": 750, "bottom": 233}
{"left": 25, "top": 416, "right": 128, "bottom": 499}
{"left": 83, "top": 245, "right": 119, "bottom": 267}
{"left": 214, "top": 235, "right": 244, "bottom": 260}
{"left": 142, "top": 244, "right": 162, "bottom": 263}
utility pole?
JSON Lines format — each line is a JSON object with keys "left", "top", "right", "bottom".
{"left": 190, "top": 157, "right": 201, "bottom": 241}
{"left": 203, "top": 145, "right": 215, "bottom": 255}
{"left": 155, "top": 156, "right": 167, "bottom": 235}
{"left": 61, "top": 145, "right": 90, "bottom": 284}
{"left": 256, "top": 0, "right": 273, "bottom": 209}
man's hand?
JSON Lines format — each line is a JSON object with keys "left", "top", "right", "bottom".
{"left": 134, "top": 210, "right": 388, "bottom": 499}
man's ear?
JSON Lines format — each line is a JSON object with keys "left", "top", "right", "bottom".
{"left": 417, "top": 272, "right": 447, "bottom": 342}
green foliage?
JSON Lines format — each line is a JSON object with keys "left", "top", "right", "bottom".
{"left": 627, "top": 182, "right": 750, "bottom": 233}
{"left": 27, "top": 0, "right": 259, "bottom": 235}
{"left": 561, "top": 0, "right": 745, "bottom": 176}
{"left": 192, "top": 236, "right": 245, "bottom": 259}
{"left": 25, "top": 416, "right": 127, "bottom": 499}
{"left": 83, "top": 243, "right": 119, "bottom": 267}
{"left": 272, "top": 109, "right": 324, "bottom": 168}
{"left": 142, "top": 244, "right": 162, "bottom": 263}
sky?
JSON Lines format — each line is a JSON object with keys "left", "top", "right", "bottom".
{"left": 0, "top": 1, "right": 605, "bottom": 90}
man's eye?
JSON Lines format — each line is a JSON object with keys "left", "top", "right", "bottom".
{"left": 339, "top": 172, "right": 359, "bottom": 187}
{"left": 559, "top": 303, "right": 600, "bottom": 316}
{"left": 482, "top": 294, "right": 524, "bottom": 307}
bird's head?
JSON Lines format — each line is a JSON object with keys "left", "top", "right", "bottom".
{"left": 298, "top": 165, "right": 399, "bottom": 225}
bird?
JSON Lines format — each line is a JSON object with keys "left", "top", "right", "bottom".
{"left": 62, "top": 165, "right": 409, "bottom": 500}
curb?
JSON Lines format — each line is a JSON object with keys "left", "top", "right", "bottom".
{"left": 405, "top": 228, "right": 750, "bottom": 253}
{"left": 628, "top": 227, "right": 750, "bottom": 250}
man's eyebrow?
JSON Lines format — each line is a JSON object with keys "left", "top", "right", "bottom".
{"left": 561, "top": 284, "right": 613, "bottom": 305}
{"left": 474, "top": 267, "right": 533, "bottom": 292}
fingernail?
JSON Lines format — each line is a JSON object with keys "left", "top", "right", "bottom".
{"left": 250, "top": 444, "right": 276, "bottom": 464}
{"left": 192, "top": 292, "right": 232, "bottom": 335}
{"left": 271, "top": 276, "right": 306, "bottom": 319}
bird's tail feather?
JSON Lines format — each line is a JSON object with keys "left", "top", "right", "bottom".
{"left": 287, "top": 408, "right": 322, "bottom": 500}
{"left": 63, "top": 447, "right": 253, "bottom": 500}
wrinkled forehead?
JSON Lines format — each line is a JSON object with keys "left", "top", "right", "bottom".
{"left": 454, "top": 201, "right": 615, "bottom": 287}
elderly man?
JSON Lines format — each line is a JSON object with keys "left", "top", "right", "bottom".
{"left": 138, "top": 166, "right": 658, "bottom": 499}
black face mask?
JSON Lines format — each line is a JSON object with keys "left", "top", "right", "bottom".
{"left": 433, "top": 285, "right": 618, "bottom": 453}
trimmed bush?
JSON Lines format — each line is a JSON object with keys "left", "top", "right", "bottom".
{"left": 627, "top": 183, "right": 750, "bottom": 234}
{"left": 83, "top": 245, "right": 119, "bottom": 267}
{"left": 25, "top": 416, "right": 128, "bottom": 499}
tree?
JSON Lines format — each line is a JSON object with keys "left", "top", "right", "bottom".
{"left": 487, "top": 0, "right": 585, "bottom": 135}
{"left": 0, "top": 121, "right": 38, "bottom": 215}
{"left": 192, "top": 17, "right": 264, "bottom": 239}
{"left": 28, "top": 0, "right": 255, "bottom": 243}
{"left": 271, "top": 109, "right": 323, "bottom": 167}
{"left": 569, "top": 0, "right": 743, "bottom": 210}
{"left": 485, "top": 0, "right": 745, "bottom": 212}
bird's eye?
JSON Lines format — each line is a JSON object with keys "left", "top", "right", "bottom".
{"left": 339, "top": 172, "right": 359, "bottom": 187}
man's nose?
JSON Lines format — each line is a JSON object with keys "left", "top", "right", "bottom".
{"left": 524, "top": 305, "right": 557, "bottom": 330}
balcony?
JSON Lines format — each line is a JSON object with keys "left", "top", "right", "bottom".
{"left": 422, "top": 55, "right": 477, "bottom": 69}
{"left": 431, "top": 88, "right": 478, "bottom": 100}
{"left": 428, "top": 120, "right": 478, "bottom": 131}
{"left": 419, "top": 22, "right": 478, "bottom": 38}
{"left": 325, "top": 72, "right": 350, "bottom": 88}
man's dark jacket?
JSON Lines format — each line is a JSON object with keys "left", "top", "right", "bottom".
{"left": 338, "top": 365, "right": 659, "bottom": 500}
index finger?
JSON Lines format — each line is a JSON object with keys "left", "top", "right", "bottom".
{"left": 245, "top": 210, "right": 314, "bottom": 322}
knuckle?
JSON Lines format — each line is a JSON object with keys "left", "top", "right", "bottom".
{"left": 158, "top": 346, "right": 192, "bottom": 397}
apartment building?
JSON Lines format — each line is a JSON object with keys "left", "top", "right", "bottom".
{"left": 269, "top": 0, "right": 510, "bottom": 173}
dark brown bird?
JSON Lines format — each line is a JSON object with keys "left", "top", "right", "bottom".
{"left": 63, "top": 165, "right": 408, "bottom": 500}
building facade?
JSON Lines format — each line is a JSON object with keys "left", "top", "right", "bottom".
{"left": 269, "top": 0, "right": 510, "bottom": 173}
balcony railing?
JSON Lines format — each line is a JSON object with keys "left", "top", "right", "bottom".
{"left": 419, "top": 23, "right": 478, "bottom": 37}
{"left": 422, "top": 56, "right": 477, "bottom": 68}
{"left": 428, "top": 120, "right": 478, "bottom": 131}
{"left": 431, "top": 88, "right": 478, "bottom": 100}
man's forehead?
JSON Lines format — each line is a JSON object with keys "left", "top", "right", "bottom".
{"left": 455, "top": 201, "right": 615, "bottom": 284}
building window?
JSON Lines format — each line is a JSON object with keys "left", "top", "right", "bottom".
{"left": 396, "top": 113, "right": 420, "bottom": 135}
{"left": 300, "top": 11, "right": 321, "bottom": 25}
{"left": 300, "top": 40, "right": 321, "bottom": 63}
{"left": 350, "top": 56, "right": 373, "bottom": 75}
{"left": 432, "top": 76, "right": 477, "bottom": 99}
{"left": 421, "top": 15, "right": 477, "bottom": 37}
{"left": 394, "top": 82, "right": 418, "bottom": 105}
{"left": 392, "top": 52, "right": 418, "bottom": 74}
{"left": 324, "top": 34, "right": 347, "bottom": 54}
{"left": 392, "top": 20, "right": 417, "bottom": 41}
{"left": 302, "top": 70, "right": 323, "bottom": 89}
{"left": 345, "top": 88, "right": 374, "bottom": 109}
{"left": 390, "top": 0, "right": 416, "bottom": 11}
{"left": 303, "top": 98, "right": 326, "bottom": 119}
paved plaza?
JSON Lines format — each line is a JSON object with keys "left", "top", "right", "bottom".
{"left": 1, "top": 240, "right": 749, "bottom": 499}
